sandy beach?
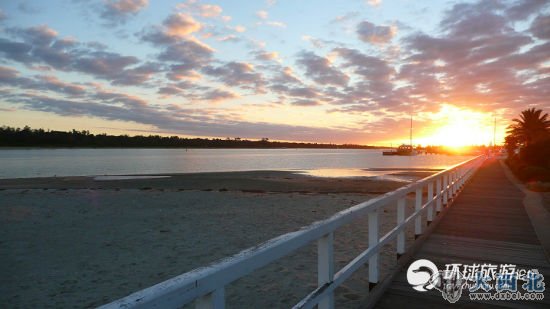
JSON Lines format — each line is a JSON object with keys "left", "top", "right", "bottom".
{"left": 0, "top": 170, "right": 431, "bottom": 308}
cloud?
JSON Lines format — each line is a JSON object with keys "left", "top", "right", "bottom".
{"left": 157, "top": 39, "right": 214, "bottom": 69}
{"left": 203, "top": 62, "right": 265, "bottom": 91}
{"left": 101, "top": 0, "right": 148, "bottom": 25}
{"left": 201, "top": 88, "right": 239, "bottom": 102}
{"left": 0, "top": 66, "right": 86, "bottom": 96}
{"left": 176, "top": 1, "right": 223, "bottom": 18}
{"left": 291, "top": 99, "right": 321, "bottom": 106}
{"left": 7, "top": 90, "right": 371, "bottom": 142}
{"left": 234, "top": 25, "right": 246, "bottom": 33}
{"left": 0, "top": 24, "right": 160, "bottom": 86}
{"left": 256, "top": 10, "right": 268, "bottom": 20}
{"left": 334, "top": 47, "right": 395, "bottom": 97}
{"left": 396, "top": 0, "right": 549, "bottom": 113}
{"left": 296, "top": 51, "right": 349, "bottom": 87}
{"left": 252, "top": 50, "right": 280, "bottom": 62}
{"left": 11, "top": 24, "right": 58, "bottom": 46}
{"left": 37, "top": 75, "right": 87, "bottom": 95}
{"left": 530, "top": 14, "right": 550, "bottom": 39}
{"left": 366, "top": 0, "right": 381, "bottom": 7}
{"left": 217, "top": 35, "right": 240, "bottom": 42}
{"left": 331, "top": 12, "right": 360, "bottom": 24}
{"left": 357, "top": 21, "right": 396, "bottom": 44}
{"left": 506, "top": 0, "right": 548, "bottom": 21}
{"left": 265, "top": 21, "right": 286, "bottom": 28}
{"left": 163, "top": 13, "right": 202, "bottom": 37}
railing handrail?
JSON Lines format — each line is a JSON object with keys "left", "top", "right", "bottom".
{"left": 100, "top": 155, "right": 485, "bottom": 309}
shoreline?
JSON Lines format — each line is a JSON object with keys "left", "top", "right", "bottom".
{"left": 0, "top": 169, "right": 432, "bottom": 193}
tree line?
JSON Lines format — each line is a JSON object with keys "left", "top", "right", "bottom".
{"left": 0, "top": 125, "right": 381, "bottom": 149}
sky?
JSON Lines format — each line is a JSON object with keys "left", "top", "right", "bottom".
{"left": 0, "top": 0, "right": 548, "bottom": 146}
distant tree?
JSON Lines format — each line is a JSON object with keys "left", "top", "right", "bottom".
{"left": 506, "top": 108, "right": 550, "bottom": 146}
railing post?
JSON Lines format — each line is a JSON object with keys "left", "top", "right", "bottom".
{"left": 449, "top": 170, "right": 456, "bottom": 198}
{"left": 436, "top": 177, "right": 442, "bottom": 213}
{"left": 397, "top": 198, "right": 406, "bottom": 259}
{"left": 453, "top": 170, "right": 458, "bottom": 194}
{"left": 196, "top": 288, "right": 225, "bottom": 309}
{"left": 443, "top": 173, "right": 448, "bottom": 206}
{"left": 415, "top": 187, "right": 422, "bottom": 238}
{"left": 317, "top": 233, "right": 334, "bottom": 309}
{"left": 427, "top": 182, "right": 434, "bottom": 224}
{"left": 454, "top": 170, "right": 458, "bottom": 195}
{"left": 459, "top": 168, "right": 463, "bottom": 187}
{"left": 368, "top": 210, "right": 379, "bottom": 289}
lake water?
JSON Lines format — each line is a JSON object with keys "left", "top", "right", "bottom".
{"left": 0, "top": 148, "right": 474, "bottom": 179}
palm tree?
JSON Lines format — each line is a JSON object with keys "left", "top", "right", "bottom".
{"left": 506, "top": 108, "right": 550, "bottom": 146}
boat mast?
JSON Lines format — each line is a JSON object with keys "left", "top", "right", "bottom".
{"left": 410, "top": 115, "right": 413, "bottom": 147}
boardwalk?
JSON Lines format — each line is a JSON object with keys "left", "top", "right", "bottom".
{"left": 373, "top": 159, "right": 550, "bottom": 308}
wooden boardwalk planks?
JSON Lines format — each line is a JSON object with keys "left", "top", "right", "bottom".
{"left": 373, "top": 159, "right": 550, "bottom": 308}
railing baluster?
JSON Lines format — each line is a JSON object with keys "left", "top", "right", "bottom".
{"left": 461, "top": 167, "right": 466, "bottom": 188}
{"left": 415, "top": 187, "right": 422, "bottom": 237}
{"left": 196, "top": 288, "right": 225, "bottom": 309}
{"left": 449, "top": 170, "right": 455, "bottom": 198}
{"left": 427, "top": 181, "right": 434, "bottom": 224}
{"left": 454, "top": 170, "right": 458, "bottom": 195}
{"left": 368, "top": 210, "right": 379, "bottom": 289}
{"left": 317, "top": 233, "right": 334, "bottom": 309}
{"left": 436, "top": 177, "right": 442, "bottom": 213}
{"left": 396, "top": 198, "right": 406, "bottom": 258}
{"left": 443, "top": 173, "right": 448, "bottom": 206}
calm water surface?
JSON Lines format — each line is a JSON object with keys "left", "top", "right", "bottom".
{"left": 0, "top": 148, "right": 474, "bottom": 179}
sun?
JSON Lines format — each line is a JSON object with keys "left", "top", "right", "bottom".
{"left": 415, "top": 105, "right": 501, "bottom": 147}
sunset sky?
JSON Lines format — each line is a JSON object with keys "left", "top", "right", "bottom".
{"left": 0, "top": 0, "right": 548, "bottom": 146}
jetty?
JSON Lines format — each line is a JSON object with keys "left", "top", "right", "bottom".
{"left": 100, "top": 156, "right": 550, "bottom": 308}
{"left": 370, "top": 158, "right": 550, "bottom": 308}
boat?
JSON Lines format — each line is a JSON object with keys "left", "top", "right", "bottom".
{"left": 382, "top": 116, "right": 418, "bottom": 156}
{"left": 383, "top": 144, "right": 417, "bottom": 156}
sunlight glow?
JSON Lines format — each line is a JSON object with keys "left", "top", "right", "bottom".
{"left": 415, "top": 105, "right": 501, "bottom": 147}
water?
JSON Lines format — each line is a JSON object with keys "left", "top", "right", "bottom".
{"left": 0, "top": 148, "right": 474, "bottom": 179}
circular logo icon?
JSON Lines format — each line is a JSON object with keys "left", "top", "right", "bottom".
{"left": 407, "top": 259, "right": 439, "bottom": 292}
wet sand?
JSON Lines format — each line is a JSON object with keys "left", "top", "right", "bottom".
{"left": 0, "top": 171, "right": 430, "bottom": 308}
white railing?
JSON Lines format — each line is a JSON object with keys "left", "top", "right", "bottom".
{"left": 100, "top": 155, "right": 486, "bottom": 309}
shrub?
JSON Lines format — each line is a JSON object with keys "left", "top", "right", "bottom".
{"left": 517, "top": 165, "right": 550, "bottom": 182}
{"left": 520, "top": 137, "right": 550, "bottom": 168}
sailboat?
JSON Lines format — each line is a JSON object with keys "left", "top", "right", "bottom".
{"left": 382, "top": 116, "right": 418, "bottom": 156}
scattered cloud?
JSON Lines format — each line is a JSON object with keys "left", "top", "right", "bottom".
{"left": 296, "top": 51, "right": 349, "bottom": 87}
{"left": 265, "top": 21, "right": 287, "bottom": 28}
{"left": 530, "top": 14, "right": 550, "bottom": 39}
{"left": 203, "top": 61, "right": 265, "bottom": 91}
{"left": 256, "top": 10, "right": 268, "bottom": 20}
{"left": 366, "top": 0, "right": 381, "bottom": 7}
{"left": 357, "top": 21, "right": 396, "bottom": 44}
{"left": 163, "top": 13, "right": 202, "bottom": 37}
{"left": 331, "top": 12, "right": 360, "bottom": 24}
{"left": 101, "top": 0, "right": 148, "bottom": 25}
{"left": 176, "top": 1, "right": 223, "bottom": 18}
{"left": 201, "top": 88, "right": 239, "bottom": 102}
